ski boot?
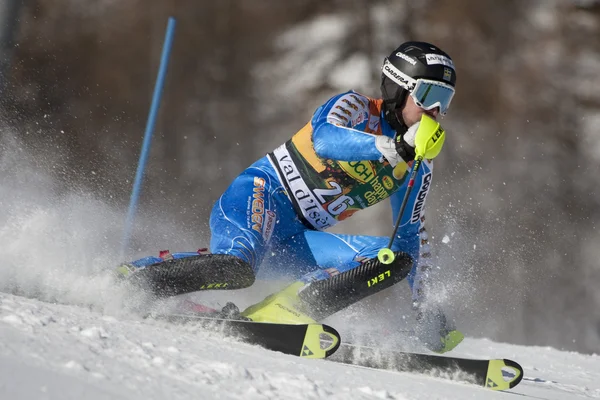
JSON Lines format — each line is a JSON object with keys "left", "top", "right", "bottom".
{"left": 241, "top": 282, "right": 317, "bottom": 324}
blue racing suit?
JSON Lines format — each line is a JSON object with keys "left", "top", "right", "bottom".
{"left": 207, "top": 91, "right": 434, "bottom": 295}
{"left": 126, "top": 91, "right": 458, "bottom": 354}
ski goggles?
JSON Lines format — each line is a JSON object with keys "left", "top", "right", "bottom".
{"left": 410, "top": 78, "right": 455, "bottom": 115}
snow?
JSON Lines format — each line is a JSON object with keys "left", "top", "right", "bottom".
{"left": 1, "top": 134, "right": 599, "bottom": 399}
{"left": 0, "top": 292, "right": 598, "bottom": 400}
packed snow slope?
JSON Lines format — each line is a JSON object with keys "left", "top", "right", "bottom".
{"left": 0, "top": 291, "right": 598, "bottom": 400}
{"left": 1, "top": 134, "right": 598, "bottom": 399}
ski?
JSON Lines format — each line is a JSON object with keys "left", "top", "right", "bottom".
{"left": 329, "top": 343, "right": 523, "bottom": 391}
{"left": 153, "top": 313, "right": 341, "bottom": 359}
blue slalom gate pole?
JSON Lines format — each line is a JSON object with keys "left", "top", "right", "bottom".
{"left": 120, "top": 17, "right": 177, "bottom": 259}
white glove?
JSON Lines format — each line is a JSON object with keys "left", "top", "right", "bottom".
{"left": 375, "top": 122, "right": 420, "bottom": 167}
{"left": 375, "top": 135, "right": 403, "bottom": 167}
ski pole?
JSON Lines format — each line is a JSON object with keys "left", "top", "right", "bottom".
{"left": 378, "top": 157, "right": 423, "bottom": 264}
{"left": 120, "top": 17, "right": 177, "bottom": 259}
{"left": 377, "top": 114, "right": 446, "bottom": 264}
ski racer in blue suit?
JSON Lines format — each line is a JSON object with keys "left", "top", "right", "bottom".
{"left": 121, "top": 41, "right": 463, "bottom": 353}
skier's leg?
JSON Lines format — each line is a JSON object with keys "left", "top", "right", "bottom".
{"left": 242, "top": 232, "right": 414, "bottom": 323}
{"left": 118, "top": 252, "right": 255, "bottom": 298}
{"left": 118, "top": 158, "right": 305, "bottom": 298}
{"left": 300, "top": 232, "right": 463, "bottom": 353}
{"left": 295, "top": 232, "right": 414, "bottom": 319}
{"left": 208, "top": 158, "right": 308, "bottom": 272}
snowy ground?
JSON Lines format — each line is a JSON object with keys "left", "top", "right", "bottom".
{"left": 0, "top": 292, "right": 598, "bottom": 400}
{"left": 1, "top": 134, "right": 598, "bottom": 399}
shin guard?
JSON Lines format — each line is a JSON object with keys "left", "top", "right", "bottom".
{"left": 127, "top": 254, "right": 255, "bottom": 298}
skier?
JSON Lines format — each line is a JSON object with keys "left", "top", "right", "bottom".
{"left": 118, "top": 41, "right": 463, "bottom": 353}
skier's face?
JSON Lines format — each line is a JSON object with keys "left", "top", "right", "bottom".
{"left": 398, "top": 95, "right": 439, "bottom": 127}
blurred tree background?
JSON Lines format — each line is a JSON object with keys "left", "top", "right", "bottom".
{"left": 1, "top": 0, "right": 600, "bottom": 353}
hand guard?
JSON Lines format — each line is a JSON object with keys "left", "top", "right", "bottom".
{"left": 414, "top": 306, "right": 464, "bottom": 353}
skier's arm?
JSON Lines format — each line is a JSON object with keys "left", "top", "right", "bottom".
{"left": 311, "top": 93, "right": 395, "bottom": 161}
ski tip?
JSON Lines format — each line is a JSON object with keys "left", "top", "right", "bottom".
{"left": 300, "top": 324, "right": 341, "bottom": 359}
{"left": 322, "top": 324, "right": 341, "bottom": 357}
{"left": 485, "top": 358, "right": 524, "bottom": 390}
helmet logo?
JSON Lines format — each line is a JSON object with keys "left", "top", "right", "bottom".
{"left": 443, "top": 67, "right": 452, "bottom": 82}
{"left": 382, "top": 59, "right": 416, "bottom": 91}
{"left": 395, "top": 52, "right": 416, "bottom": 65}
{"left": 425, "top": 54, "right": 455, "bottom": 68}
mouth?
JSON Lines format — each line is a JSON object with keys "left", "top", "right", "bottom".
{"left": 424, "top": 109, "right": 439, "bottom": 120}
